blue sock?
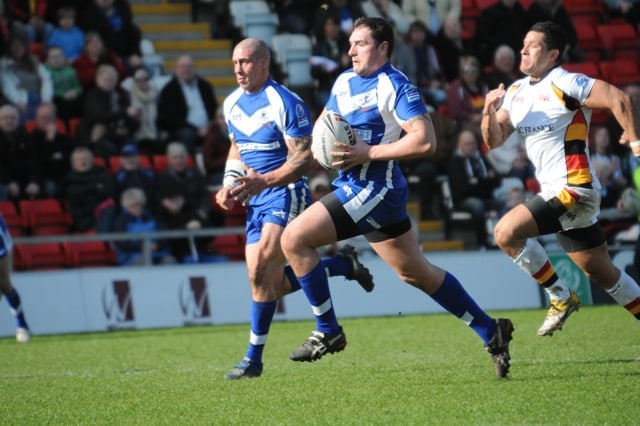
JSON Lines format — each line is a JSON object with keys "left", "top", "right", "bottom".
{"left": 284, "top": 265, "right": 301, "bottom": 292}
{"left": 430, "top": 272, "right": 495, "bottom": 344}
{"left": 245, "top": 300, "right": 277, "bottom": 365}
{"left": 6, "top": 289, "right": 28, "bottom": 329}
{"left": 298, "top": 262, "right": 340, "bottom": 333}
{"left": 320, "top": 255, "right": 351, "bottom": 278}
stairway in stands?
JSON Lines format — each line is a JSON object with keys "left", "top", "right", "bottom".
{"left": 130, "top": 0, "right": 467, "bottom": 252}
{"left": 131, "top": 0, "right": 236, "bottom": 103}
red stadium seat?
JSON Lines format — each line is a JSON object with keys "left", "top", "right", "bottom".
{"left": 563, "top": 61, "right": 600, "bottom": 79}
{"left": 63, "top": 241, "right": 117, "bottom": 268}
{"left": 596, "top": 24, "right": 638, "bottom": 60}
{"left": 575, "top": 23, "right": 603, "bottom": 62}
{"left": 599, "top": 60, "right": 640, "bottom": 87}
{"left": 14, "top": 243, "right": 68, "bottom": 270}
{"left": 208, "top": 234, "right": 246, "bottom": 261}
{"left": 67, "top": 118, "right": 81, "bottom": 137}
{"left": 23, "top": 119, "right": 67, "bottom": 134}
{"left": 18, "top": 198, "right": 72, "bottom": 236}
{"left": 0, "top": 201, "right": 25, "bottom": 237}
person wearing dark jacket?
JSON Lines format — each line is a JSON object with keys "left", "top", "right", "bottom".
{"left": 447, "top": 128, "right": 503, "bottom": 248}
{"left": 63, "top": 146, "right": 114, "bottom": 232}
{"left": 112, "top": 187, "right": 174, "bottom": 266}
{"left": 156, "top": 55, "right": 217, "bottom": 154}
{"left": 77, "top": 0, "right": 142, "bottom": 70}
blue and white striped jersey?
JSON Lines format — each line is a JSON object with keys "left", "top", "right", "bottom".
{"left": 0, "top": 213, "right": 12, "bottom": 258}
{"left": 326, "top": 62, "right": 427, "bottom": 189}
{"left": 223, "top": 78, "right": 313, "bottom": 206}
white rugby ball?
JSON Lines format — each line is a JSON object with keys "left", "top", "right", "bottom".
{"left": 311, "top": 111, "right": 356, "bottom": 171}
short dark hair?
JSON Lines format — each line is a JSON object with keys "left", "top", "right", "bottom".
{"left": 353, "top": 17, "right": 395, "bottom": 59}
{"left": 529, "top": 21, "right": 567, "bottom": 65}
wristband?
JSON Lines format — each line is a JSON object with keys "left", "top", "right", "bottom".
{"left": 630, "top": 140, "right": 640, "bottom": 148}
{"left": 222, "top": 159, "right": 243, "bottom": 188}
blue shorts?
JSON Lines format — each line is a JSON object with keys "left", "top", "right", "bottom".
{"left": 245, "top": 185, "right": 311, "bottom": 244}
{"left": 326, "top": 181, "right": 410, "bottom": 241}
{"left": 0, "top": 215, "right": 13, "bottom": 258}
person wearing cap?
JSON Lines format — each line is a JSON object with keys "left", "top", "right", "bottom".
{"left": 113, "top": 143, "right": 157, "bottom": 214}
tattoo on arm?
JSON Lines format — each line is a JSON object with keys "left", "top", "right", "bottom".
{"left": 284, "top": 135, "right": 312, "bottom": 177}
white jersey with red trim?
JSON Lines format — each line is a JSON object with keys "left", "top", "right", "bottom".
{"left": 501, "top": 66, "right": 600, "bottom": 196}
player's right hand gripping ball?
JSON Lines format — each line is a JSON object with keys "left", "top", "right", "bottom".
{"left": 311, "top": 111, "right": 356, "bottom": 171}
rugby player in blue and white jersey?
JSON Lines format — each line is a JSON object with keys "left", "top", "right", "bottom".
{"left": 281, "top": 17, "right": 514, "bottom": 378}
{"left": 217, "top": 38, "right": 374, "bottom": 380}
{"left": 0, "top": 213, "right": 31, "bottom": 343}
{"left": 482, "top": 21, "right": 640, "bottom": 337}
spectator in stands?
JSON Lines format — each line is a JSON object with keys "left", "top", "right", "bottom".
{"left": 0, "top": 2, "right": 11, "bottom": 57}
{"left": 30, "top": 102, "right": 72, "bottom": 198}
{"left": 76, "top": 64, "right": 139, "bottom": 159}
{"left": 361, "top": 0, "right": 410, "bottom": 37}
{"left": 485, "top": 44, "right": 522, "bottom": 90}
{"left": 0, "top": 104, "right": 40, "bottom": 201}
{"left": 447, "top": 55, "right": 488, "bottom": 128}
{"left": 407, "top": 20, "right": 448, "bottom": 110}
{"left": 434, "top": 16, "right": 473, "bottom": 82}
{"left": 127, "top": 66, "right": 161, "bottom": 154}
{"left": 157, "top": 142, "right": 217, "bottom": 227}
{"left": 45, "top": 6, "right": 84, "bottom": 62}
{"left": 608, "top": 83, "right": 640, "bottom": 177}
{"left": 527, "top": 0, "right": 584, "bottom": 62}
{"left": 591, "top": 125, "right": 628, "bottom": 193}
{"left": 78, "top": 0, "right": 143, "bottom": 71}
{"left": 313, "top": 0, "right": 365, "bottom": 38}
{"left": 44, "top": 1, "right": 85, "bottom": 25}
{"left": 447, "top": 128, "right": 503, "bottom": 248}
{"left": 603, "top": 0, "right": 640, "bottom": 35}
{"left": 113, "top": 143, "right": 157, "bottom": 213}
{"left": 5, "top": 0, "right": 54, "bottom": 44}
{"left": 44, "top": 45, "right": 82, "bottom": 123}
{"left": 0, "top": 34, "right": 53, "bottom": 122}
{"left": 201, "top": 108, "right": 231, "bottom": 188}
{"left": 274, "top": 0, "right": 321, "bottom": 34}
{"left": 473, "top": 0, "right": 528, "bottom": 67}
{"left": 112, "top": 187, "right": 175, "bottom": 266}
{"left": 402, "top": 0, "right": 461, "bottom": 36}
{"left": 311, "top": 14, "right": 351, "bottom": 110}
{"left": 156, "top": 55, "right": 217, "bottom": 155}
{"left": 63, "top": 146, "right": 114, "bottom": 232}
{"left": 157, "top": 184, "right": 213, "bottom": 263}
{"left": 73, "top": 31, "right": 128, "bottom": 91}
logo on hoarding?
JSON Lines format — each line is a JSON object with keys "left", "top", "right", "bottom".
{"left": 103, "top": 280, "right": 136, "bottom": 330}
{"left": 180, "top": 277, "right": 212, "bottom": 325}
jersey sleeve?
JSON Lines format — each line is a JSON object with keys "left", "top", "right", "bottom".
{"left": 394, "top": 83, "right": 428, "bottom": 122}
{"left": 556, "top": 72, "right": 596, "bottom": 104}
{"left": 282, "top": 95, "right": 313, "bottom": 139}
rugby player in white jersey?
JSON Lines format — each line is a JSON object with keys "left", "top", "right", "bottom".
{"left": 217, "top": 38, "right": 374, "bottom": 380}
{"left": 281, "top": 17, "right": 515, "bottom": 378}
{"left": 482, "top": 21, "right": 640, "bottom": 336}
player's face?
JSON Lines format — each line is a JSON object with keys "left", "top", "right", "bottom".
{"left": 348, "top": 26, "right": 388, "bottom": 77}
{"left": 232, "top": 46, "right": 269, "bottom": 94}
{"left": 519, "top": 31, "right": 558, "bottom": 80}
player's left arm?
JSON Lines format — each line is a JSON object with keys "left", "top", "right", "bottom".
{"left": 584, "top": 79, "right": 640, "bottom": 155}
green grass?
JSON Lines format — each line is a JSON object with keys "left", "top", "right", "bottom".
{"left": 1, "top": 305, "right": 639, "bottom": 425}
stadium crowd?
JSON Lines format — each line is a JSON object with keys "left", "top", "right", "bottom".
{"left": 1, "top": 0, "right": 640, "bottom": 266}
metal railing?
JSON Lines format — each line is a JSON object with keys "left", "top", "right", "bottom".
{"left": 13, "top": 226, "right": 246, "bottom": 266}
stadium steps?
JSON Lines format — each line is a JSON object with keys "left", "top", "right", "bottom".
{"left": 139, "top": 22, "right": 211, "bottom": 41}
{"left": 407, "top": 202, "right": 466, "bottom": 252}
{"left": 132, "top": 0, "right": 237, "bottom": 97}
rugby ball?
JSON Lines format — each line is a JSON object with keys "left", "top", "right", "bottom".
{"left": 311, "top": 111, "right": 356, "bottom": 170}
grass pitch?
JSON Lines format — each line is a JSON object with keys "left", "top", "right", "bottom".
{"left": 1, "top": 305, "right": 639, "bottom": 425}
